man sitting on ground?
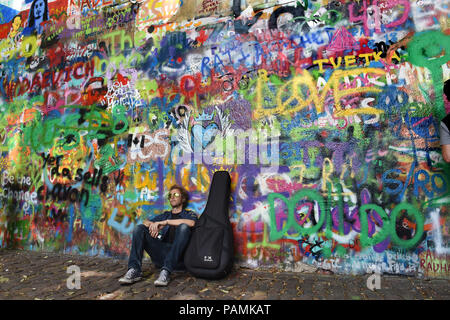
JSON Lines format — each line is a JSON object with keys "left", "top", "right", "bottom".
{"left": 119, "top": 185, "right": 197, "bottom": 286}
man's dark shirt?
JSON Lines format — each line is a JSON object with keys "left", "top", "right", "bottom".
{"left": 149, "top": 209, "right": 198, "bottom": 243}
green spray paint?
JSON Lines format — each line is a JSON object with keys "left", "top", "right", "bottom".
{"left": 335, "top": 182, "right": 345, "bottom": 235}
{"left": 95, "top": 144, "right": 123, "bottom": 175}
{"left": 389, "top": 203, "right": 424, "bottom": 248}
{"left": 359, "top": 204, "right": 390, "bottom": 247}
{"left": 269, "top": 187, "right": 425, "bottom": 252}
{"left": 22, "top": 115, "right": 60, "bottom": 153}
{"left": 268, "top": 189, "right": 325, "bottom": 241}
{"left": 325, "top": 182, "right": 333, "bottom": 239}
{"left": 359, "top": 202, "right": 425, "bottom": 249}
{"left": 407, "top": 30, "right": 450, "bottom": 120}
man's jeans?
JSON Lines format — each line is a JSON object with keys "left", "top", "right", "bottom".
{"left": 128, "top": 223, "right": 191, "bottom": 273}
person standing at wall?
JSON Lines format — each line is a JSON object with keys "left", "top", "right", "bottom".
{"left": 440, "top": 79, "right": 450, "bottom": 163}
{"left": 119, "top": 185, "right": 198, "bottom": 287}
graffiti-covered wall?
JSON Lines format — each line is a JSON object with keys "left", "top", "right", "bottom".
{"left": 0, "top": 0, "right": 449, "bottom": 278}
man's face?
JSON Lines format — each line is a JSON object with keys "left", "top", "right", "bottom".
{"left": 168, "top": 189, "right": 183, "bottom": 208}
{"left": 34, "top": 0, "right": 45, "bottom": 20}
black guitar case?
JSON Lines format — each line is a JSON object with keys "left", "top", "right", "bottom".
{"left": 183, "top": 171, "right": 234, "bottom": 279}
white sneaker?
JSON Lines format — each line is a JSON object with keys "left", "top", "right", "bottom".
{"left": 118, "top": 268, "right": 142, "bottom": 284}
{"left": 154, "top": 269, "right": 170, "bottom": 286}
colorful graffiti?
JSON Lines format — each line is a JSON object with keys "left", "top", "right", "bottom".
{"left": 0, "top": 0, "right": 449, "bottom": 278}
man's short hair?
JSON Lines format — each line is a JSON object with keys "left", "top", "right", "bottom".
{"left": 169, "top": 184, "right": 189, "bottom": 208}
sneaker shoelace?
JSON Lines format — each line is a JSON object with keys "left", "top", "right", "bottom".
{"left": 159, "top": 271, "right": 169, "bottom": 282}
{"left": 127, "top": 269, "right": 137, "bottom": 279}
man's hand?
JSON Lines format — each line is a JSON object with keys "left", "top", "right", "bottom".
{"left": 143, "top": 220, "right": 160, "bottom": 238}
{"left": 149, "top": 220, "right": 168, "bottom": 238}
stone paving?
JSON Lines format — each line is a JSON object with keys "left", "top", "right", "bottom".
{"left": 0, "top": 248, "right": 449, "bottom": 300}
